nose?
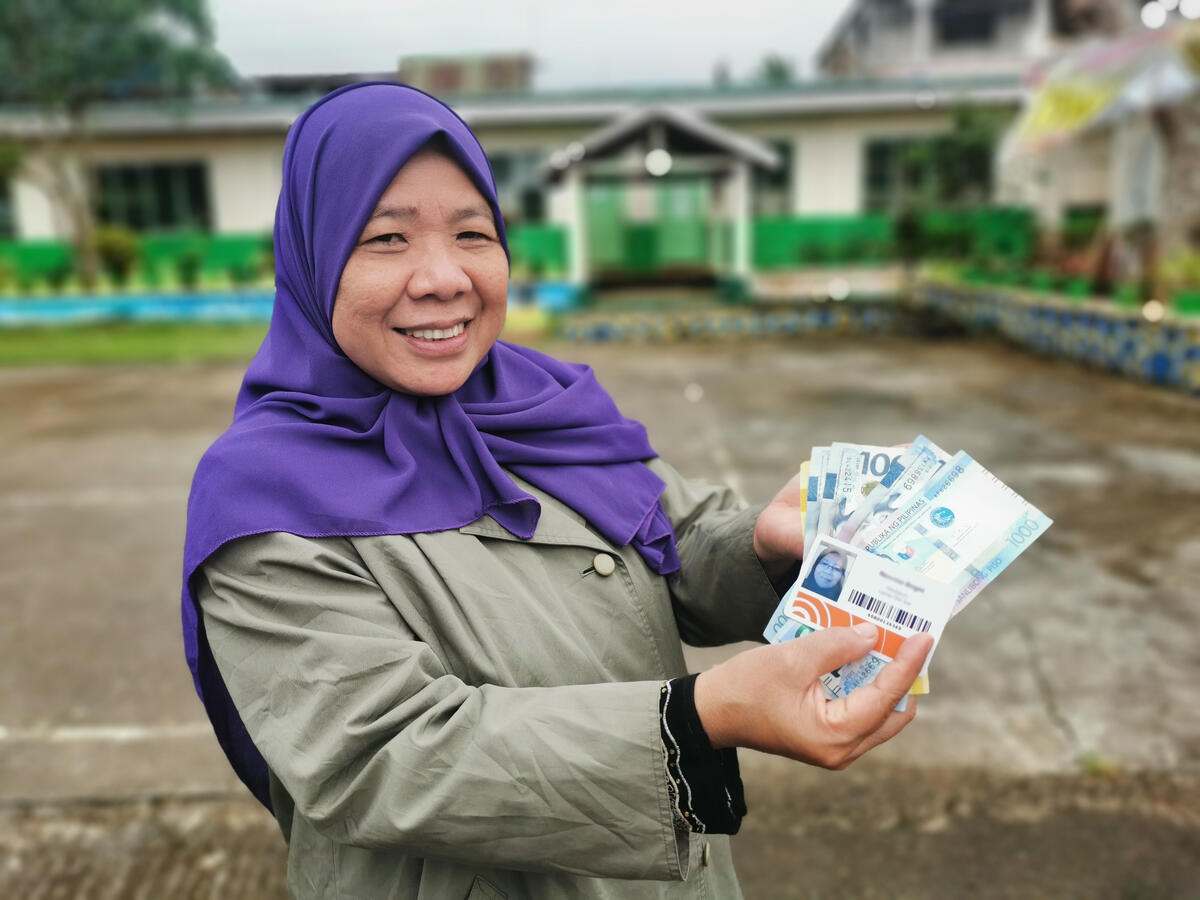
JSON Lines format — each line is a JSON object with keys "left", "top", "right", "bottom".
{"left": 406, "top": 245, "right": 472, "bottom": 302}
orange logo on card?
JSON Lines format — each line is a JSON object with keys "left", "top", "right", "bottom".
{"left": 787, "top": 589, "right": 906, "bottom": 658}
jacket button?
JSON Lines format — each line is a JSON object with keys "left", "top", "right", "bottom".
{"left": 702, "top": 841, "right": 712, "bottom": 866}
{"left": 592, "top": 553, "right": 616, "bottom": 576}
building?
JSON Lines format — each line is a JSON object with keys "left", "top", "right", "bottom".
{"left": 817, "top": 0, "right": 1138, "bottom": 80}
{"left": 6, "top": 6, "right": 1166, "bottom": 287}
{"left": 0, "top": 74, "right": 1023, "bottom": 284}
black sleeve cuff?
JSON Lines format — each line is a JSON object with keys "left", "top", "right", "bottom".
{"left": 659, "top": 674, "right": 746, "bottom": 835}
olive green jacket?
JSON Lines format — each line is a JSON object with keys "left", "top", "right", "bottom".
{"left": 197, "top": 458, "right": 781, "bottom": 899}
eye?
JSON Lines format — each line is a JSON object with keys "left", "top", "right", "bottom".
{"left": 457, "top": 230, "right": 492, "bottom": 242}
{"left": 364, "top": 232, "right": 407, "bottom": 246}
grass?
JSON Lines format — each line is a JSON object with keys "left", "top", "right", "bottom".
{"left": 0, "top": 309, "right": 556, "bottom": 367}
{"left": 0, "top": 321, "right": 270, "bottom": 366}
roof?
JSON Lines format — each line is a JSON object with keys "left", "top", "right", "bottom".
{"left": 544, "top": 105, "right": 782, "bottom": 178}
{"left": 0, "top": 74, "right": 1024, "bottom": 139}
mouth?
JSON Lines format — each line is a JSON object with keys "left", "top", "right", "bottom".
{"left": 394, "top": 320, "right": 470, "bottom": 342}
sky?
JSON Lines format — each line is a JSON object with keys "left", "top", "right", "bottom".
{"left": 207, "top": 0, "right": 855, "bottom": 89}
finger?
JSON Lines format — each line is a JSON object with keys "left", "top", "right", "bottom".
{"left": 843, "top": 696, "right": 918, "bottom": 764}
{"left": 785, "top": 623, "right": 879, "bottom": 679}
{"left": 825, "top": 634, "right": 931, "bottom": 733}
{"left": 868, "top": 633, "right": 934, "bottom": 703}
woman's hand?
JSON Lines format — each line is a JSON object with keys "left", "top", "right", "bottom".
{"left": 752, "top": 468, "right": 809, "bottom": 583}
{"left": 693, "top": 624, "right": 932, "bottom": 769}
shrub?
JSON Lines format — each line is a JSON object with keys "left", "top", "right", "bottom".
{"left": 45, "top": 262, "right": 72, "bottom": 291}
{"left": 227, "top": 261, "right": 256, "bottom": 287}
{"left": 95, "top": 225, "right": 141, "bottom": 288}
{"left": 175, "top": 248, "right": 204, "bottom": 289}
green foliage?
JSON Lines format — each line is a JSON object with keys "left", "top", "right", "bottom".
{"left": 0, "top": 0, "right": 238, "bottom": 112}
{"left": 1161, "top": 247, "right": 1200, "bottom": 293}
{"left": 755, "top": 53, "right": 793, "bottom": 86}
{"left": 894, "top": 105, "right": 1004, "bottom": 212}
{"left": 1062, "top": 206, "right": 1105, "bottom": 250}
{"left": 95, "top": 224, "right": 140, "bottom": 286}
{"left": 0, "top": 142, "right": 21, "bottom": 180}
{"left": 44, "top": 261, "right": 72, "bottom": 290}
{"left": 0, "top": 1, "right": 237, "bottom": 285}
{"left": 175, "top": 247, "right": 203, "bottom": 289}
{"left": 0, "top": 321, "right": 268, "bottom": 366}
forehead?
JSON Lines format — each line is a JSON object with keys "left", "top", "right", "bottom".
{"left": 372, "top": 150, "right": 491, "bottom": 211}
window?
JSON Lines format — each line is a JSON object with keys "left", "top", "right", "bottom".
{"left": 431, "top": 64, "right": 463, "bottom": 94}
{"left": 519, "top": 186, "right": 545, "bottom": 223}
{"left": 94, "top": 162, "right": 211, "bottom": 231}
{"left": 486, "top": 150, "right": 546, "bottom": 225}
{"left": 863, "top": 131, "right": 993, "bottom": 213}
{"left": 863, "top": 138, "right": 927, "bottom": 213}
{"left": 754, "top": 140, "right": 793, "bottom": 216}
{"left": 933, "top": 6, "right": 997, "bottom": 46}
{"left": 0, "top": 178, "right": 14, "bottom": 238}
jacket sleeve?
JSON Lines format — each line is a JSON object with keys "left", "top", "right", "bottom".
{"left": 196, "top": 532, "right": 690, "bottom": 880}
{"left": 647, "top": 457, "right": 786, "bottom": 647}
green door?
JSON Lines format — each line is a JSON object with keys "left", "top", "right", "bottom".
{"left": 655, "top": 178, "right": 709, "bottom": 268}
{"left": 585, "top": 182, "right": 624, "bottom": 272}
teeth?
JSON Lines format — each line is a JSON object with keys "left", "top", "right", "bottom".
{"left": 401, "top": 322, "right": 466, "bottom": 341}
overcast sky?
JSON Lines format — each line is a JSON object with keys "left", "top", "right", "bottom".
{"left": 208, "top": 0, "right": 855, "bottom": 89}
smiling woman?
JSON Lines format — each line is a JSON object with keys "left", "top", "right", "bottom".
{"left": 331, "top": 147, "right": 509, "bottom": 396}
{"left": 181, "top": 81, "right": 930, "bottom": 900}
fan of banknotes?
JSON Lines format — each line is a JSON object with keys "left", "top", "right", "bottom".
{"left": 763, "top": 435, "right": 1053, "bottom": 705}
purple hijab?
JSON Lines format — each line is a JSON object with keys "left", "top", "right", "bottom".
{"left": 182, "top": 82, "right": 680, "bottom": 809}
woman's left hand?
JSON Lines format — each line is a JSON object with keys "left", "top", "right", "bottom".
{"left": 752, "top": 468, "right": 809, "bottom": 584}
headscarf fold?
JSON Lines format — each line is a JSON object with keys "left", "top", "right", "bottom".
{"left": 181, "top": 82, "right": 679, "bottom": 809}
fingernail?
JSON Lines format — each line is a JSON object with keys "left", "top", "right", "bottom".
{"left": 853, "top": 622, "right": 877, "bottom": 639}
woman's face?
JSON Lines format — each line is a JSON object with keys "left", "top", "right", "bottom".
{"left": 812, "top": 552, "right": 846, "bottom": 590}
{"left": 332, "top": 150, "right": 508, "bottom": 396}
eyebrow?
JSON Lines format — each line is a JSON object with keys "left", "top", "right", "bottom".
{"left": 369, "top": 204, "right": 493, "bottom": 224}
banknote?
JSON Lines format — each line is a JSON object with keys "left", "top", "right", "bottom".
{"left": 803, "top": 446, "right": 829, "bottom": 555}
{"left": 947, "top": 504, "right": 1053, "bottom": 615}
{"left": 859, "top": 452, "right": 1034, "bottom": 584}
{"left": 764, "top": 535, "right": 954, "bottom": 704}
{"left": 798, "top": 460, "right": 810, "bottom": 517}
{"left": 838, "top": 435, "right": 950, "bottom": 545}
{"left": 818, "top": 442, "right": 907, "bottom": 541}
{"left": 777, "top": 439, "right": 1053, "bottom": 703}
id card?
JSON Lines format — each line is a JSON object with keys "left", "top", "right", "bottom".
{"left": 764, "top": 535, "right": 954, "bottom": 701}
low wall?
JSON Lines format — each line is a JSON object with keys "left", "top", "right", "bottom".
{"left": 560, "top": 300, "right": 906, "bottom": 342}
{"left": 918, "top": 281, "right": 1200, "bottom": 395}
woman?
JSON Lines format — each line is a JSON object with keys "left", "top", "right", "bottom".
{"left": 801, "top": 548, "right": 849, "bottom": 600}
{"left": 182, "top": 83, "right": 930, "bottom": 898}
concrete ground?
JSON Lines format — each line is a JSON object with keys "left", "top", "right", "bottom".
{"left": 1, "top": 332, "right": 1198, "bottom": 897}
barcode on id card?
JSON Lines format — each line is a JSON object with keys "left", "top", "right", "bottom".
{"left": 847, "top": 589, "right": 932, "bottom": 632}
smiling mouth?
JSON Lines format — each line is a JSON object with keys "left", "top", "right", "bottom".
{"left": 395, "top": 321, "right": 469, "bottom": 341}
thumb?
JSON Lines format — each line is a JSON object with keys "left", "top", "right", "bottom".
{"left": 787, "top": 623, "right": 879, "bottom": 678}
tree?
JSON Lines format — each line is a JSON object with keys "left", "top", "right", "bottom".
{"left": 898, "top": 104, "right": 1002, "bottom": 211}
{"left": 0, "top": 0, "right": 236, "bottom": 285}
{"left": 755, "top": 53, "right": 794, "bottom": 86}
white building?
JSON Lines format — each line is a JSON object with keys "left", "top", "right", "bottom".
{"left": 0, "top": 76, "right": 1021, "bottom": 241}
{"left": 2, "top": 5, "right": 1158, "bottom": 280}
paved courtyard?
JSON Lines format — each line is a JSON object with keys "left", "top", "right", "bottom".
{"left": 2, "top": 332, "right": 1198, "bottom": 897}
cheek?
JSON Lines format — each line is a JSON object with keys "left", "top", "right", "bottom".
{"left": 333, "top": 268, "right": 394, "bottom": 333}
{"left": 471, "top": 252, "right": 510, "bottom": 300}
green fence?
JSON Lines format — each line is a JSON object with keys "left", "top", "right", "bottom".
{"left": 753, "top": 207, "right": 1034, "bottom": 270}
{"left": 507, "top": 225, "right": 567, "bottom": 277}
{"left": 754, "top": 214, "right": 894, "bottom": 268}
{"left": 0, "top": 239, "right": 74, "bottom": 284}
{"left": 0, "top": 207, "right": 1035, "bottom": 291}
